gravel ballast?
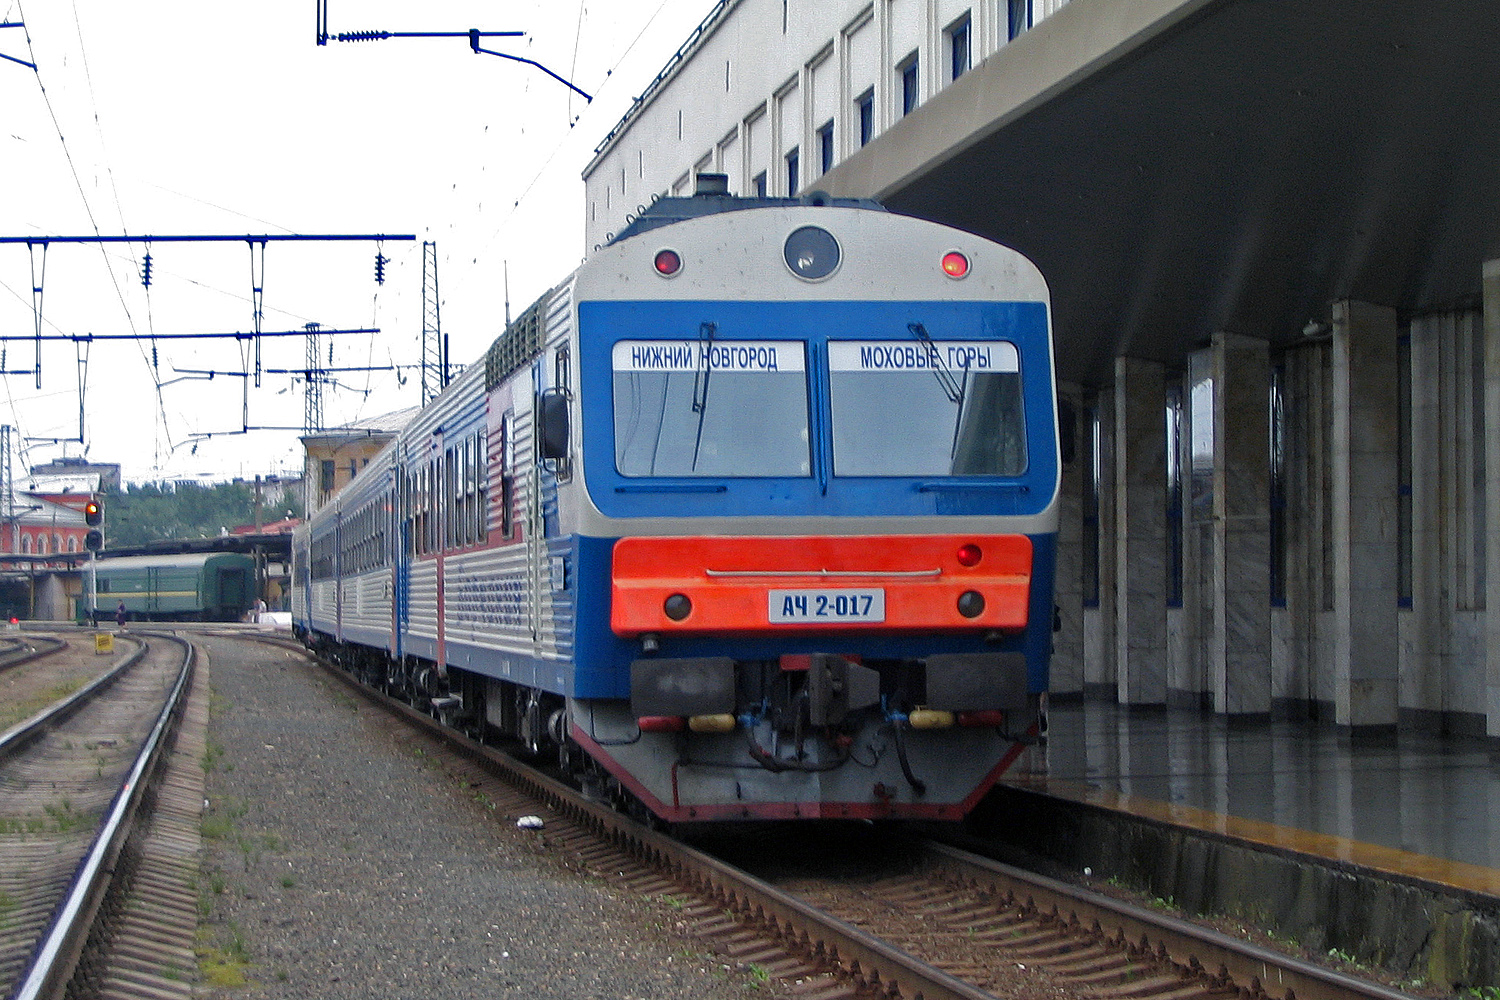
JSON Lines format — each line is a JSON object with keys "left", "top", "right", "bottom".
{"left": 197, "top": 635, "right": 776, "bottom": 999}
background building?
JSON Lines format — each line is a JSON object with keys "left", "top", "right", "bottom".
{"left": 301, "top": 408, "right": 417, "bottom": 515}
{"left": 585, "top": 0, "right": 1065, "bottom": 251}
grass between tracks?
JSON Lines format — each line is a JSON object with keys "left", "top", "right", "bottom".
{"left": 0, "top": 678, "right": 85, "bottom": 731}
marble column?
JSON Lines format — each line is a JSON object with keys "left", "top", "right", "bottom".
{"left": 1331, "top": 300, "right": 1399, "bottom": 727}
{"left": 1211, "top": 333, "right": 1271, "bottom": 715}
{"left": 1114, "top": 357, "right": 1168, "bottom": 705}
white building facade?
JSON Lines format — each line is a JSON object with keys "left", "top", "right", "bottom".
{"left": 584, "top": 0, "right": 1068, "bottom": 251}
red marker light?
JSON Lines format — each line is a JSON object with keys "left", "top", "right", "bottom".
{"left": 941, "top": 251, "right": 970, "bottom": 278}
{"left": 957, "top": 710, "right": 1008, "bottom": 728}
{"left": 956, "top": 543, "right": 983, "bottom": 567}
{"left": 653, "top": 248, "right": 682, "bottom": 276}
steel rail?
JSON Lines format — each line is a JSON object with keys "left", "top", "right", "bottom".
{"left": 921, "top": 842, "right": 1421, "bottom": 1000}
{"left": 10, "top": 633, "right": 195, "bottom": 1000}
{"left": 0, "top": 639, "right": 145, "bottom": 758}
{"left": 0, "top": 634, "right": 66, "bottom": 675}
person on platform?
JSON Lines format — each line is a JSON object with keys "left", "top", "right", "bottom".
{"left": 115, "top": 601, "right": 126, "bottom": 630}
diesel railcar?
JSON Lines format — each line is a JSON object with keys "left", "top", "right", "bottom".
{"left": 294, "top": 184, "right": 1059, "bottom": 823}
{"left": 93, "top": 551, "right": 256, "bottom": 622}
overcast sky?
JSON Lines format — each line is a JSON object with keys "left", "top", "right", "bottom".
{"left": 0, "top": 0, "right": 712, "bottom": 486}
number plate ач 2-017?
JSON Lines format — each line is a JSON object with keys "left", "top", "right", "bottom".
{"left": 768, "top": 588, "right": 886, "bottom": 623}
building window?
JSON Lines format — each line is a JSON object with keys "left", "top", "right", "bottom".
{"left": 68, "top": 536, "right": 77, "bottom": 552}
{"left": 320, "top": 459, "right": 335, "bottom": 495}
{"left": 899, "top": 54, "right": 919, "bottom": 116}
{"left": 20, "top": 534, "right": 30, "bottom": 555}
{"left": 1082, "top": 398, "right": 1101, "bottom": 608}
{"left": 856, "top": 89, "right": 874, "bottom": 146}
{"left": 754, "top": 172, "right": 767, "bottom": 197}
{"left": 817, "top": 121, "right": 834, "bottom": 175}
{"left": 949, "top": 17, "right": 971, "bottom": 81}
{"left": 1471, "top": 322, "right": 1487, "bottom": 610}
{"left": 1269, "top": 365, "right": 1288, "bottom": 608}
{"left": 1008, "top": 0, "right": 1031, "bottom": 40}
{"left": 1397, "top": 334, "right": 1412, "bottom": 608}
{"left": 1166, "top": 384, "right": 1184, "bottom": 609}
{"left": 786, "top": 147, "right": 799, "bottom": 195}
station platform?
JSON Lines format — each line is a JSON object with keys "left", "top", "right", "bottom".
{"left": 1010, "top": 701, "right": 1500, "bottom": 898}
{"left": 973, "top": 703, "right": 1500, "bottom": 986}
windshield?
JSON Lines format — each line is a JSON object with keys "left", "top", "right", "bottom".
{"left": 828, "top": 339, "right": 1027, "bottom": 477}
{"left": 612, "top": 338, "right": 811, "bottom": 477}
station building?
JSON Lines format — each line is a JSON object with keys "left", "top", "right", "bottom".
{"left": 584, "top": 0, "right": 1500, "bottom": 737}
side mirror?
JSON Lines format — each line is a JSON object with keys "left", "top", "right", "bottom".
{"left": 540, "top": 389, "right": 570, "bottom": 460}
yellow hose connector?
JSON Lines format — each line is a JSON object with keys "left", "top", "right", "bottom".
{"left": 688, "top": 713, "right": 737, "bottom": 733}
{"left": 907, "top": 709, "right": 956, "bottom": 729}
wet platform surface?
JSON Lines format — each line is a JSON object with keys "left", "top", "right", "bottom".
{"left": 1011, "top": 702, "right": 1500, "bottom": 898}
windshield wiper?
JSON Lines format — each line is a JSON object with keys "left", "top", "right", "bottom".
{"left": 907, "top": 322, "right": 963, "bottom": 403}
{"left": 691, "top": 321, "right": 717, "bottom": 469}
{"left": 949, "top": 364, "right": 971, "bottom": 461}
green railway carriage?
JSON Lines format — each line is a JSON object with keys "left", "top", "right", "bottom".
{"left": 92, "top": 552, "right": 256, "bottom": 622}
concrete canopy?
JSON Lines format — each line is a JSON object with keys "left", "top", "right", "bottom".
{"left": 819, "top": 0, "right": 1500, "bottom": 387}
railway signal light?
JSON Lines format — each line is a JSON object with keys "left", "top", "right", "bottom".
{"left": 84, "top": 529, "right": 103, "bottom": 551}
{"left": 84, "top": 500, "right": 102, "bottom": 526}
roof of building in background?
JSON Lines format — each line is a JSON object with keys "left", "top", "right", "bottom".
{"left": 229, "top": 517, "right": 300, "bottom": 536}
{"left": 18, "top": 473, "right": 101, "bottom": 496}
{"left": 11, "top": 495, "right": 87, "bottom": 527}
{"left": 300, "top": 406, "right": 419, "bottom": 445}
{"left": 28, "top": 457, "right": 122, "bottom": 489}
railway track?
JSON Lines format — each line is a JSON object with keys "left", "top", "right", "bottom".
{"left": 0, "top": 631, "right": 197, "bottom": 1000}
{"left": 0, "top": 633, "right": 65, "bottom": 674}
{"left": 263, "top": 634, "right": 1419, "bottom": 1000}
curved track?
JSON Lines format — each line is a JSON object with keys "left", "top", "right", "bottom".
{"left": 0, "top": 632, "right": 195, "bottom": 1000}
{"left": 0, "top": 634, "right": 66, "bottom": 675}
{"left": 250, "top": 631, "right": 1419, "bottom": 1000}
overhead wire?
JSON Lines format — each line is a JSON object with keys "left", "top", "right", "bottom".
{"left": 66, "top": 0, "right": 177, "bottom": 466}
{"left": 11, "top": 6, "right": 358, "bottom": 480}
{"left": 447, "top": 0, "right": 684, "bottom": 299}
{"left": 9, "top": 1, "right": 688, "bottom": 479}
{"left": 14, "top": 0, "right": 156, "bottom": 468}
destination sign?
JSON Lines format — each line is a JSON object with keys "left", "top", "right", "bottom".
{"left": 828, "top": 340, "right": 1019, "bottom": 373}
{"left": 612, "top": 340, "right": 805, "bottom": 373}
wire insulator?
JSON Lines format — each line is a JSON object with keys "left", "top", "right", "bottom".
{"left": 140, "top": 252, "right": 153, "bottom": 288}
{"left": 374, "top": 252, "right": 388, "bottom": 285}
{"left": 335, "top": 29, "right": 390, "bottom": 41}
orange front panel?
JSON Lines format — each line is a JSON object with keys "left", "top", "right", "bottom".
{"left": 611, "top": 534, "right": 1031, "bottom": 636}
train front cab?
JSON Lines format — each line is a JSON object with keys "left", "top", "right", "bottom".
{"left": 567, "top": 234, "right": 1059, "bottom": 822}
